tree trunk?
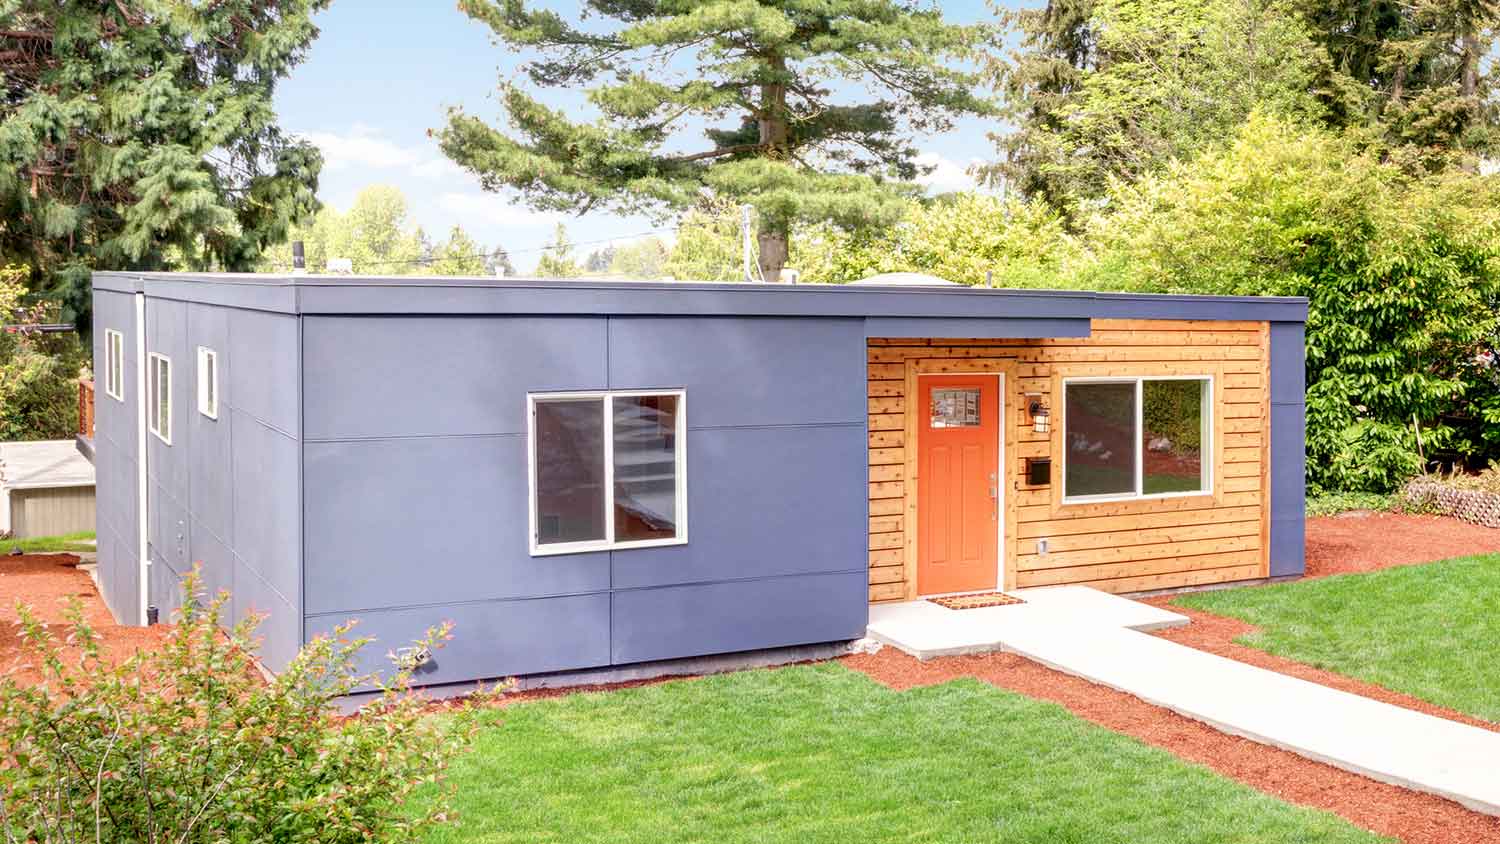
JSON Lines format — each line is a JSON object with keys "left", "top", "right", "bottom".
{"left": 756, "top": 54, "right": 791, "bottom": 283}
{"left": 1461, "top": 31, "right": 1479, "bottom": 100}
{"left": 757, "top": 227, "right": 788, "bottom": 283}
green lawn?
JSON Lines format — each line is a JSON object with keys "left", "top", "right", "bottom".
{"left": 426, "top": 663, "right": 1384, "bottom": 844}
{"left": 1176, "top": 553, "right": 1500, "bottom": 722}
{"left": 4, "top": 530, "right": 95, "bottom": 554}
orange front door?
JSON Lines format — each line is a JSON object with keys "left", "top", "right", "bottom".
{"left": 917, "top": 375, "right": 1000, "bottom": 595}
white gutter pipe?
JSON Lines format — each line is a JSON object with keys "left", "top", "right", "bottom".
{"left": 134, "top": 292, "right": 150, "bottom": 625}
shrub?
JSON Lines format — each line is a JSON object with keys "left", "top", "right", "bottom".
{"left": 1305, "top": 491, "right": 1398, "bottom": 517}
{"left": 0, "top": 264, "right": 85, "bottom": 441}
{"left": 0, "top": 569, "right": 498, "bottom": 843}
{"left": 1088, "top": 115, "right": 1500, "bottom": 493}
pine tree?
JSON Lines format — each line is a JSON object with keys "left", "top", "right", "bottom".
{"left": 487, "top": 247, "right": 517, "bottom": 277}
{"left": 0, "top": 1, "right": 329, "bottom": 325}
{"left": 995, "top": 0, "right": 1499, "bottom": 213}
{"left": 438, "top": 0, "right": 996, "bottom": 282}
{"left": 533, "top": 223, "right": 582, "bottom": 278}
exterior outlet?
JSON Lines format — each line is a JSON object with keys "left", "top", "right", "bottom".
{"left": 1037, "top": 538, "right": 1049, "bottom": 555}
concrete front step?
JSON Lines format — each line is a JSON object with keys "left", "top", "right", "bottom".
{"left": 867, "top": 585, "right": 1500, "bottom": 817}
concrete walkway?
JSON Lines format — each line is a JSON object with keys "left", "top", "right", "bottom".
{"left": 868, "top": 586, "right": 1500, "bottom": 817}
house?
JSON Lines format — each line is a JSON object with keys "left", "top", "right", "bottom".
{"left": 87, "top": 271, "right": 1306, "bottom": 687}
{"left": 1, "top": 439, "right": 96, "bottom": 540}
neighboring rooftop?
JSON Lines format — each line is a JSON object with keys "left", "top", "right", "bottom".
{"left": 0, "top": 440, "right": 96, "bottom": 492}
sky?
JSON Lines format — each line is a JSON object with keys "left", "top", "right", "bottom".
{"left": 271, "top": 0, "right": 1009, "bottom": 272}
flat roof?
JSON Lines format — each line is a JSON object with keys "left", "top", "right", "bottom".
{"left": 92, "top": 272, "right": 1308, "bottom": 323}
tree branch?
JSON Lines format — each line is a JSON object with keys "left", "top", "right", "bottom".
{"left": 667, "top": 142, "right": 767, "bottom": 163}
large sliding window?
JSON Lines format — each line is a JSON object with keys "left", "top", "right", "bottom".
{"left": 1062, "top": 376, "right": 1212, "bottom": 502}
{"left": 528, "top": 390, "right": 686, "bottom": 555}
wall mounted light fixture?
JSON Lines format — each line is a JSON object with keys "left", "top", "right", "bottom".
{"left": 1027, "top": 395, "right": 1050, "bottom": 434}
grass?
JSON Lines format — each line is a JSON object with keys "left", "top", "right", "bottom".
{"left": 3, "top": 530, "right": 95, "bottom": 554}
{"left": 1176, "top": 554, "right": 1500, "bottom": 722}
{"left": 425, "top": 663, "right": 1385, "bottom": 844}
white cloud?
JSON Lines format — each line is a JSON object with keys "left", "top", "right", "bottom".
{"left": 438, "top": 191, "right": 562, "bottom": 227}
{"left": 414, "top": 157, "right": 467, "bottom": 181}
{"left": 302, "top": 127, "right": 423, "bottom": 171}
{"left": 914, "top": 151, "right": 982, "bottom": 194}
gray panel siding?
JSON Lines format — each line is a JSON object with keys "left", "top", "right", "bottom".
{"left": 302, "top": 316, "right": 607, "bottom": 440}
{"left": 611, "top": 426, "right": 866, "bottom": 589}
{"left": 302, "top": 435, "right": 609, "bottom": 614}
{"left": 610, "top": 572, "right": 869, "bottom": 665}
{"left": 113, "top": 291, "right": 304, "bottom": 670}
{"left": 232, "top": 557, "right": 301, "bottom": 670}
{"left": 1269, "top": 322, "right": 1307, "bottom": 578}
{"left": 227, "top": 308, "right": 300, "bottom": 435}
{"left": 229, "top": 409, "right": 301, "bottom": 609}
{"left": 299, "top": 314, "right": 873, "bottom": 683}
{"left": 607, "top": 317, "right": 865, "bottom": 428}
{"left": 305, "top": 594, "right": 613, "bottom": 684}
{"left": 91, "top": 289, "right": 140, "bottom": 624}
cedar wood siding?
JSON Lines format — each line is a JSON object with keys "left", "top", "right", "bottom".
{"left": 868, "top": 319, "right": 1272, "bottom": 601}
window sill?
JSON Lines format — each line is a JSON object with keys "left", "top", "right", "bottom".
{"left": 530, "top": 536, "right": 688, "bottom": 557}
{"left": 1060, "top": 490, "right": 1213, "bottom": 507}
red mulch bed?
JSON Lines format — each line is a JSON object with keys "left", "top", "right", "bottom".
{"left": 1304, "top": 510, "right": 1500, "bottom": 577}
{"left": 842, "top": 648, "right": 1500, "bottom": 844}
{"left": 0, "top": 554, "right": 169, "bottom": 684}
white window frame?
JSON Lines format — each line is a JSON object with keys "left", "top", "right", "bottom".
{"left": 147, "top": 352, "right": 172, "bottom": 446}
{"left": 1060, "top": 375, "right": 1213, "bottom": 504}
{"left": 527, "top": 389, "right": 688, "bottom": 556}
{"left": 104, "top": 329, "right": 125, "bottom": 401}
{"left": 196, "top": 346, "right": 219, "bottom": 420}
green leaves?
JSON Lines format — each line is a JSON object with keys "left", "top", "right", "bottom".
{"left": 440, "top": 0, "right": 997, "bottom": 279}
{"left": 0, "top": 0, "right": 330, "bottom": 326}
{"left": 0, "top": 566, "right": 500, "bottom": 842}
{"left": 1090, "top": 115, "right": 1500, "bottom": 492}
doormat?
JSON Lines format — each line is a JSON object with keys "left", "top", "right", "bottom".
{"left": 929, "top": 592, "right": 1026, "bottom": 610}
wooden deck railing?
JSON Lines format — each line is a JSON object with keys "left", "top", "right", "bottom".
{"left": 78, "top": 378, "right": 95, "bottom": 439}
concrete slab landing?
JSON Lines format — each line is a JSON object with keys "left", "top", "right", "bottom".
{"left": 866, "top": 585, "right": 1189, "bottom": 660}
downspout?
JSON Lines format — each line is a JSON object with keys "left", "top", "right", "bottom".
{"left": 134, "top": 292, "right": 150, "bottom": 626}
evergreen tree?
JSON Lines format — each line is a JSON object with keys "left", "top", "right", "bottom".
{"left": 990, "top": 0, "right": 1332, "bottom": 217}
{"left": 487, "top": 246, "right": 517, "bottom": 277}
{"left": 533, "top": 223, "right": 582, "bottom": 278}
{"left": 994, "top": 0, "right": 1499, "bottom": 213}
{"left": 438, "top": 0, "right": 996, "bottom": 282}
{"left": 584, "top": 246, "right": 617, "bottom": 274}
{"left": 0, "top": 1, "right": 329, "bottom": 325}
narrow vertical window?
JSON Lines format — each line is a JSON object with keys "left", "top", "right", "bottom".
{"left": 148, "top": 352, "right": 172, "bottom": 445}
{"left": 529, "top": 390, "right": 687, "bottom": 554}
{"left": 197, "top": 346, "right": 218, "bottom": 419}
{"left": 104, "top": 329, "right": 125, "bottom": 401}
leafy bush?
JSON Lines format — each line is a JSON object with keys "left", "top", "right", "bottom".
{"left": 1305, "top": 491, "right": 1398, "bottom": 517}
{"left": 0, "top": 570, "right": 497, "bottom": 843}
{"left": 1088, "top": 115, "right": 1500, "bottom": 493}
{"left": 0, "top": 264, "right": 85, "bottom": 441}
